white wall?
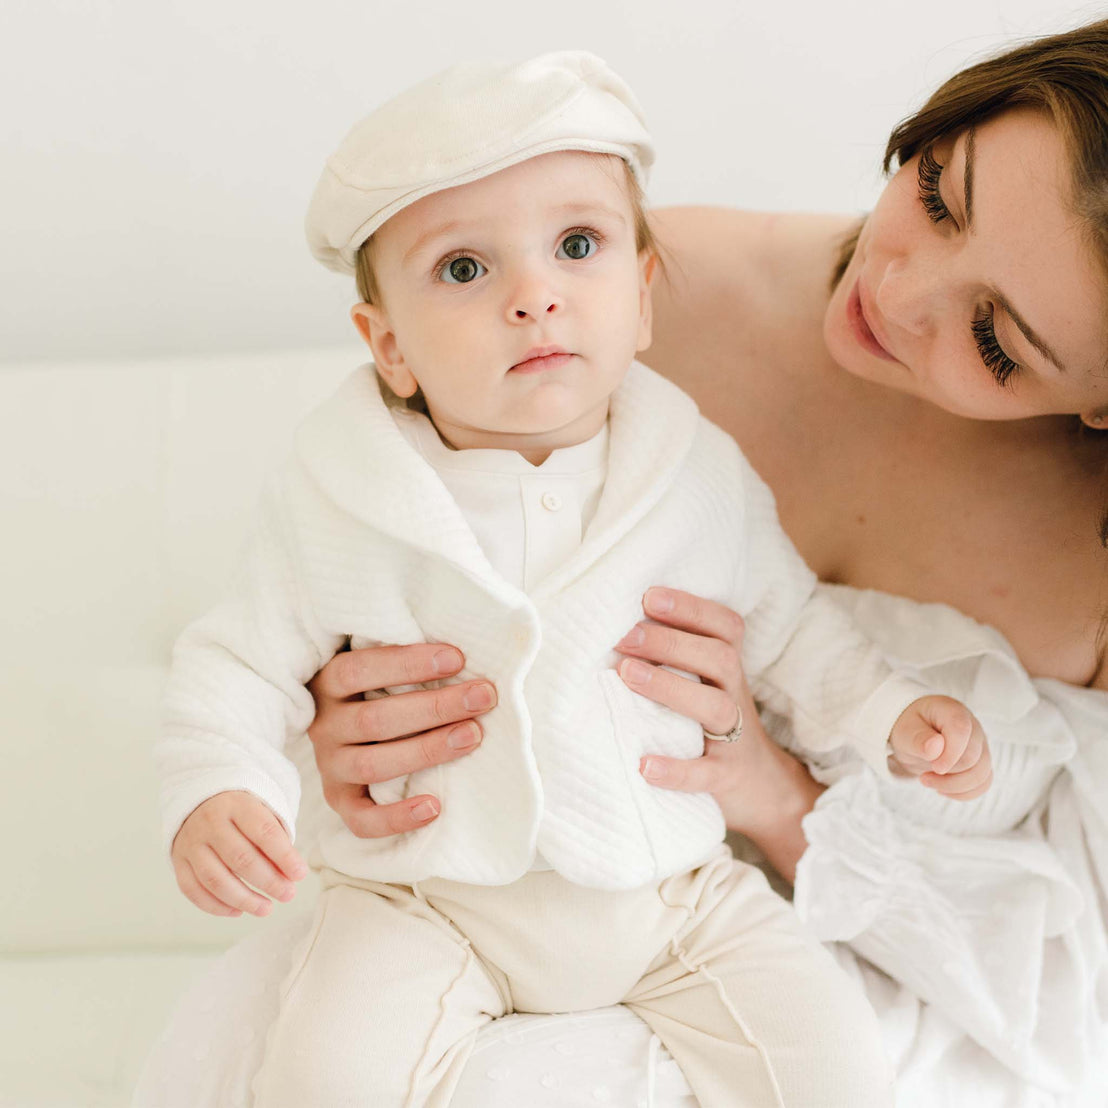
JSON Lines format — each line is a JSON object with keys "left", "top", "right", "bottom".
{"left": 2, "top": 0, "right": 1104, "bottom": 363}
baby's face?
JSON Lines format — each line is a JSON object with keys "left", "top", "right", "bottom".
{"left": 353, "top": 151, "right": 654, "bottom": 461}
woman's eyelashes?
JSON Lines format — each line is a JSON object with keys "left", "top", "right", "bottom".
{"left": 917, "top": 147, "right": 1021, "bottom": 389}
{"left": 917, "top": 147, "right": 952, "bottom": 225}
{"left": 434, "top": 227, "right": 606, "bottom": 283}
{"left": 971, "top": 307, "right": 1021, "bottom": 388}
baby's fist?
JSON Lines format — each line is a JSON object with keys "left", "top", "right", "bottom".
{"left": 888, "top": 696, "right": 993, "bottom": 801}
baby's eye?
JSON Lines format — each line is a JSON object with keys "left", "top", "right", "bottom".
{"left": 556, "top": 232, "right": 598, "bottom": 261}
{"left": 439, "top": 256, "right": 486, "bottom": 283}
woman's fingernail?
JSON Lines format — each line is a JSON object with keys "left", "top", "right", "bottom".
{"left": 432, "top": 647, "right": 463, "bottom": 675}
{"left": 463, "top": 683, "right": 496, "bottom": 711}
{"left": 411, "top": 799, "right": 439, "bottom": 822}
{"left": 641, "top": 757, "right": 667, "bottom": 783}
{"left": 621, "top": 659, "right": 652, "bottom": 685}
{"left": 448, "top": 722, "right": 480, "bottom": 750}
{"left": 644, "top": 588, "right": 674, "bottom": 615}
{"left": 617, "top": 625, "right": 645, "bottom": 649}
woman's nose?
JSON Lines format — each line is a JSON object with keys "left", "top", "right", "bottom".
{"left": 874, "top": 255, "right": 944, "bottom": 339}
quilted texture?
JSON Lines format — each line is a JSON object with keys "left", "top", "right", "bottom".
{"left": 159, "top": 361, "right": 928, "bottom": 890}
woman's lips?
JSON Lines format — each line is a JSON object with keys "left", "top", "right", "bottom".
{"left": 509, "top": 352, "right": 574, "bottom": 374}
{"left": 847, "top": 280, "right": 899, "bottom": 363}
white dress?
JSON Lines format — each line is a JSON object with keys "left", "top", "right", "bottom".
{"left": 133, "top": 587, "right": 1108, "bottom": 1108}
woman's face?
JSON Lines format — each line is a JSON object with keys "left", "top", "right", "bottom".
{"left": 825, "top": 108, "right": 1108, "bottom": 423}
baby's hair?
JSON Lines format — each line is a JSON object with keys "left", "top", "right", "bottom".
{"left": 355, "top": 157, "right": 661, "bottom": 306}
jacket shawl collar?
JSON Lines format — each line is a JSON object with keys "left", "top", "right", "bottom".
{"left": 293, "top": 360, "right": 702, "bottom": 597}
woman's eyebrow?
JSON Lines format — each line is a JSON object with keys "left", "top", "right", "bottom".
{"left": 963, "top": 127, "right": 976, "bottom": 228}
{"left": 965, "top": 126, "right": 1067, "bottom": 375}
{"left": 992, "top": 290, "right": 1067, "bottom": 374}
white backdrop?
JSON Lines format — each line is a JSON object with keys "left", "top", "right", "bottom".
{"left": 1, "top": 0, "right": 1105, "bottom": 364}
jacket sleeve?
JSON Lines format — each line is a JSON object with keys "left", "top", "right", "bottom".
{"left": 732, "top": 451, "right": 930, "bottom": 777}
{"left": 791, "top": 689, "right": 1107, "bottom": 1094}
{"left": 155, "top": 470, "right": 345, "bottom": 855}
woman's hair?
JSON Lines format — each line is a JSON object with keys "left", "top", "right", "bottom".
{"left": 833, "top": 19, "right": 1108, "bottom": 289}
{"left": 355, "top": 157, "right": 661, "bottom": 305}
{"left": 885, "top": 18, "right": 1108, "bottom": 263}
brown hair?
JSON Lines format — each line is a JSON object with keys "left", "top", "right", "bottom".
{"left": 833, "top": 20, "right": 1108, "bottom": 289}
{"left": 355, "top": 156, "right": 661, "bottom": 305}
{"left": 886, "top": 19, "right": 1108, "bottom": 263}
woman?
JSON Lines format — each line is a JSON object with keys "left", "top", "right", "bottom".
{"left": 135, "top": 19, "right": 1108, "bottom": 1107}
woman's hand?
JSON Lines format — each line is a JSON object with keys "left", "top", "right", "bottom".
{"left": 615, "top": 587, "right": 825, "bottom": 883}
{"left": 307, "top": 643, "right": 496, "bottom": 838}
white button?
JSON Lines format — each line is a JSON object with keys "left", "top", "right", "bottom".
{"left": 541, "top": 491, "right": 563, "bottom": 511}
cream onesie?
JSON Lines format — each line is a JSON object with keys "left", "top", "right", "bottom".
{"left": 160, "top": 361, "right": 927, "bottom": 1107}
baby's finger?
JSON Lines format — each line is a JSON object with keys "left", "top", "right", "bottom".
{"left": 944, "top": 721, "right": 990, "bottom": 776}
{"left": 214, "top": 824, "right": 297, "bottom": 905}
{"left": 191, "top": 844, "right": 273, "bottom": 917}
{"left": 926, "top": 701, "right": 975, "bottom": 774}
{"left": 234, "top": 805, "right": 307, "bottom": 883}
{"left": 921, "top": 761, "right": 994, "bottom": 800}
{"left": 618, "top": 657, "right": 738, "bottom": 736}
{"left": 175, "top": 859, "right": 243, "bottom": 918}
{"left": 892, "top": 723, "right": 946, "bottom": 769}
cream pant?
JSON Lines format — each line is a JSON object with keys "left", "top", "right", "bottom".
{"left": 251, "top": 846, "right": 893, "bottom": 1108}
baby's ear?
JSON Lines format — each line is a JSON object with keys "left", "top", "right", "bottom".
{"left": 349, "top": 303, "right": 419, "bottom": 398}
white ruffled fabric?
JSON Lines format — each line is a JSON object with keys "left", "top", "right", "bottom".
{"left": 791, "top": 586, "right": 1108, "bottom": 1106}
{"left": 133, "top": 586, "right": 1108, "bottom": 1107}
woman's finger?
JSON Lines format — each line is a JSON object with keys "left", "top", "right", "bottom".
{"left": 642, "top": 587, "right": 745, "bottom": 647}
{"left": 615, "top": 621, "right": 741, "bottom": 695}
{"left": 617, "top": 657, "right": 739, "bottom": 735}
{"left": 327, "top": 719, "right": 483, "bottom": 786}
{"left": 190, "top": 844, "right": 272, "bottom": 917}
{"left": 640, "top": 748, "right": 740, "bottom": 794}
{"left": 311, "top": 679, "right": 497, "bottom": 749}
{"left": 327, "top": 788, "right": 442, "bottom": 839}
{"left": 309, "top": 642, "right": 465, "bottom": 701}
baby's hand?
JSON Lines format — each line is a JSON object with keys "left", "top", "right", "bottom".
{"left": 171, "top": 791, "right": 307, "bottom": 918}
{"left": 887, "top": 696, "right": 993, "bottom": 801}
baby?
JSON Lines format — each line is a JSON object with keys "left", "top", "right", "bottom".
{"left": 159, "top": 52, "right": 991, "bottom": 1108}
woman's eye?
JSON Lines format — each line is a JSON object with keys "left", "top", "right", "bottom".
{"left": 917, "top": 147, "right": 951, "bottom": 225}
{"left": 971, "top": 306, "right": 1021, "bottom": 389}
{"left": 439, "top": 256, "right": 486, "bottom": 284}
{"left": 557, "top": 232, "right": 597, "bottom": 260}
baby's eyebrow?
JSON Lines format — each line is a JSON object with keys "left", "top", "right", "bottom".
{"left": 550, "top": 202, "right": 628, "bottom": 225}
{"left": 403, "top": 221, "right": 464, "bottom": 265}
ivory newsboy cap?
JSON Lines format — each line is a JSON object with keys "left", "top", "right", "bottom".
{"left": 305, "top": 50, "right": 654, "bottom": 275}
